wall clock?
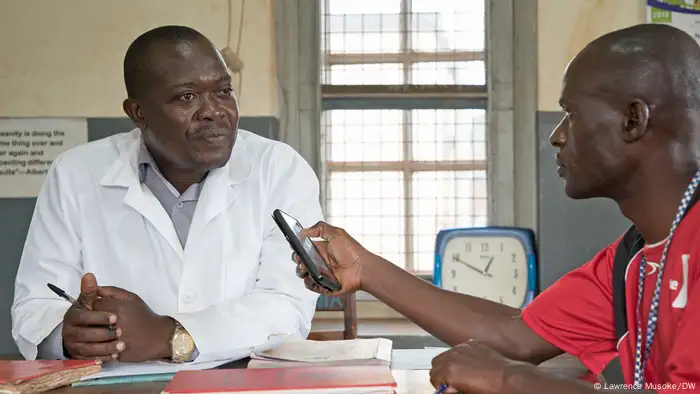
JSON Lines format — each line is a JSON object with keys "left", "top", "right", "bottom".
{"left": 433, "top": 227, "right": 538, "bottom": 308}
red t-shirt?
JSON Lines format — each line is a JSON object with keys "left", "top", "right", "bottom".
{"left": 522, "top": 204, "right": 700, "bottom": 393}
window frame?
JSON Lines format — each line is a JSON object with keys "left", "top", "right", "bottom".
{"left": 320, "top": 0, "right": 491, "bottom": 275}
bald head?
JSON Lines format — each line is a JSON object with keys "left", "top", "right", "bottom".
{"left": 551, "top": 23, "right": 700, "bottom": 201}
{"left": 123, "top": 25, "right": 219, "bottom": 99}
{"left": 566, "top": 23, "right": 700, "bottom": 116}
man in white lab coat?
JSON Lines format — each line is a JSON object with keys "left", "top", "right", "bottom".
{"left": 10, "top": 25, "right": 322, "bottom": 363}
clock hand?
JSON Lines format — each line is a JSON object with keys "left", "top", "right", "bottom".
{"left": 484, "top": 256, "right": 495, "bottom": 273}
{"left": 454, "top": 257, "right": 493, "bottom": 278}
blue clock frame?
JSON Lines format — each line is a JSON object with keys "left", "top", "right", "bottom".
{"left": 433, "top": 226, "right": 539, "bottom": 308}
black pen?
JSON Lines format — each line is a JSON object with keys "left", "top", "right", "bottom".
{"left": 47, "top": 283, "right": 116, "bottom": 331}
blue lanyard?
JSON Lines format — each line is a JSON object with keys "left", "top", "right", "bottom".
{"left": 633, "top": 169, "right": 700, "bottom": 386}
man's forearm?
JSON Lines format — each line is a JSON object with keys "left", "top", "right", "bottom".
{"left": 361, "top": 255, "right": 560, "bottom": 363}
{"left": 506, "top": 364, "right": 657, "bottom": 394}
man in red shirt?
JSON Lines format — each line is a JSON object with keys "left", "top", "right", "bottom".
{"left": 293, "top": 24, "right": 700, "bottom": 393}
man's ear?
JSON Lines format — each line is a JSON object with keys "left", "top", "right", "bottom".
{"left": 122, "top": 98, "right": 146, "bottom": 129}
{"left": 623, "top": 99, "right": 650, "bottom": 142}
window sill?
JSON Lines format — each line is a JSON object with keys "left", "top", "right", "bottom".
{"left": 313, "top": 273, "right": 434, "bottom": 320}
{"left": 356, "top": 273, "right": 433, "bottom": 302}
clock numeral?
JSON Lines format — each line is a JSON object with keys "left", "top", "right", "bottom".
{"left": 452, "top": 285, "right": 458, "bottom": 292}
{"left": 500, "top": 242, "right": 504, "bottom": 252}
{"left": 499, "top": 296, "right": 504, "bottom": 303}
{"left": 511, "top": 253, "right": 516, "bottom": 263}
{"left": 465, "top": 242, "right": 472, "bottom": 253}
{"left": 513, "top": 269, "right": 518, "bottom": 279}
{"left": 512, "top": 285, "right": 517, "bottom": 295}
{"left": 452, "top": 253, "right": 460, "bottom": 262}
{"left": 450, "top": 269, "right": 456, "bottom": 279}
{"left": 481, "top": 242, "right": 489, "bottom": 253}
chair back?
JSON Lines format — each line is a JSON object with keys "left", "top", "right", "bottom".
{"left": 307, "top": 293, "right": 357, "bottom": 341}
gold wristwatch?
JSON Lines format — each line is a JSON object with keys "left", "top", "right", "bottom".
{"left": 170, "top": 322, "right": 195, "bottom": 363}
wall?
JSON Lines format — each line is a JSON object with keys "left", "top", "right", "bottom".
{"left": 0, "top": 0, "right": 278, "bottom": 118}
{"left": 535, "top": 0, "right": 645, "bottom": 288}
{"left": 0, "top": 0, "right": 279, "bottom": 356}
{"left": 537, "top": 0, "right": 647, "bottom": 111}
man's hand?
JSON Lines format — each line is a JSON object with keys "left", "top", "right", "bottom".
{"left": 293, "top": 221, "right": 374, "bottom": 295}
{"left": 62, "top": 273, "right": 124, "bottom": 361}
{"left": 92, "top": 286, "right": 176, "bottom": 363}
{"left": 430, "top": 340, "right": 531, "bottom": 394}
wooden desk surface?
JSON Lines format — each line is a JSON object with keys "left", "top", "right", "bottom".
{"left": 48, "top": 354, "right": 591, "bottom": 394}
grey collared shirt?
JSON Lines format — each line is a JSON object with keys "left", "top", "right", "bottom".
{"left": 137, "top": 141, "right": 204, "bottom": 248}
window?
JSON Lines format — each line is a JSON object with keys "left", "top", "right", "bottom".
{"left": 320, "top": 0, "right": 488, "bottom": 275}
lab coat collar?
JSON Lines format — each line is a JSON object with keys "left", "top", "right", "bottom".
{"left": 99, "top": 128, "right": 251, "bottom": 256}
{"left": 100, "top": 128, "right": 251, "bottom": 188}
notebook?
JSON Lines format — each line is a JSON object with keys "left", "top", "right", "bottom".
{"left": 0, "top": 360, "right": 102, "bottom": 393}
{"left": 247, "top": 338, "right": 392, "bottom": 369}
{"left": 161, "top": 365, "right": 397, "bottom": 394}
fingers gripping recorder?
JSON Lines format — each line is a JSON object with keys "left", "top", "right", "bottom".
{"left": 272, "top": 209, "right": 342, "bottom": 293}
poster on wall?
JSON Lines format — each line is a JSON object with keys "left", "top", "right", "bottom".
{"left": 647, "top": 0, "right": 700, "bottom": 42}
{"left": 0, "top": 118, "right": 88, "bottom": 198}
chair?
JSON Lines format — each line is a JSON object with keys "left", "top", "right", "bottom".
{"left": 307, "top": 293, "right": 357, "bottom": 340}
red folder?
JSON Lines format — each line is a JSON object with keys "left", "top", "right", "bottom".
{"left": 162, "top": 365, "right": 397, "bottom": 393}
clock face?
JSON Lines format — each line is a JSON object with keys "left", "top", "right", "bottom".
{"left": 441, "top": 235, "right": 529, "bottom": 308}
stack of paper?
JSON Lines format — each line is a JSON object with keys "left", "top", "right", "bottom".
{"left": 247, "top": 337, "right": 393, "bottom": 369}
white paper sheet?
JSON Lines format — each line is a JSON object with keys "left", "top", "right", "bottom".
{"left": 81, "top": 358, "right": 232, "bottom": 381}
{"left": 0, "top": 118, "right": 88, "bottom": 197}
{"left": 389, "top": 347, "right": 449, "bottom": 370}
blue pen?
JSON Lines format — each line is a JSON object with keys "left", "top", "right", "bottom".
{"left": 434, "top": 384, "right": 447, "bottom": 394}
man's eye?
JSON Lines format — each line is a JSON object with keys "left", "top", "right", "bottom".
{"left": 180, "top": 93, "right": 196, "bottom": 101}
{"left": 222, "top": 88, "right": 233, "bottom": 95}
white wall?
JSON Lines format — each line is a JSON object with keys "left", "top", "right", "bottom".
{"left": 0, "top": 0, "right": 278, "bottom": 117}
{"left": 537, "top": 0, "right": 646, "bottom": 111}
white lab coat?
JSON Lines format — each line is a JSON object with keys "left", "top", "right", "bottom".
{"left": 11, "top": 128, "right": 322, "bottom": 362}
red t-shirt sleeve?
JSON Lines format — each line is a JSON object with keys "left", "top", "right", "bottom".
{"left": 521, "top": 243, "right": 618, "bottom": 376}
{"left": 658, "top": 276, "right": 700, "bottom": 394}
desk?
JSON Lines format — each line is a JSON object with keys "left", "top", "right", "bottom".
{"left": 51, "top": 370, "right": 432, "bottom": 394}
{"left": 48, "top": 354, "right": 591, "bottom": 394}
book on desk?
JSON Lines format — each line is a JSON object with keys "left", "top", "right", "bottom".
{"left": 0, "top": 359, "right": 102, "bottom": 393}
{"left": 247, "top": 337, "right": 393, "bottom": 368}
{"left": 159, "top": 338, "right": 398, "bottom": 393}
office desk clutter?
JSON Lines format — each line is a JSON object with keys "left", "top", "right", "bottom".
{"left": 0, "top": 360, "right": 102, "bottom": 393}
{"left": 162, "top": 365, "right": 397, "bottom": 394}
{"left": 71, "top": 334, "right": 292, "bottom": 387}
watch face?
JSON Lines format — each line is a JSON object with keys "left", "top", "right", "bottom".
{"left": 173, "top": 331, "right": 194, "bottom": 356}
{"left": 441, "top": 235, "right": 529, "bottom": 307}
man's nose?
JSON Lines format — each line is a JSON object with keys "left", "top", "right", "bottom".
{"left": 549, "top": 117, "right": 567, "bottom": 148}
{"left": 196, "top": 94, "right": 225, "bottom": 120}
